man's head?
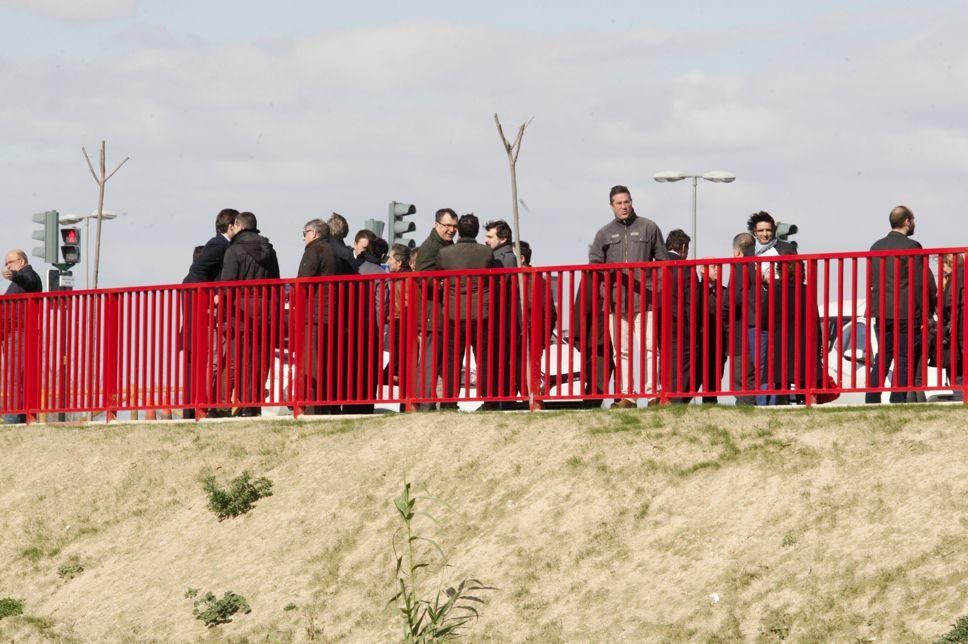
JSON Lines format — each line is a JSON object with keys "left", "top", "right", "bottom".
{"left": 609, "top": 185, "right": 634, "bottom": 221}
{"left": 303, "top": 218, "right": 330, "bottom": 245}
{"left": 665, "top": 229, "right": 691, "bottom": 257}
{"left": 434, "top": 208, "right": 458, "bottom": 242}
{"left": 3, "top": 249, "right": 27, "bottom": 276}
{"left": 369, "top": 237, "right": 389, "bottom": 263}
{"left": 732, "top": 232, "right": 755, "bottom": 258}
{"left": 216, "top": 208, "right": 239, "bottom": 236}
{"left": 353, "top": 229, "right": 377, "bottom": 255}
{"left": 457, "top": 213, "right": 480, "bottom": 240}
{"left": 484, "top": 219, "right": 512, "bottom": 249}
{"left": 327, "top": 213, "right": 349, "bottom": 241}
{"left": 889, "top": 205, "right": 915, "bottom": 236}
{"left": 518, "top": 240, "right": 532, "bottom": 267}
{"left": 747, "top": 211, "right": 776, "bottom": 245}
{"left": 703, "top": 263, "right": 721, "bottom": 282}
{"left": 388, "top": 243, "right": 411, "bottom": 272}
{"left": 233, "top": 211, "right": 257, "bottom": 234}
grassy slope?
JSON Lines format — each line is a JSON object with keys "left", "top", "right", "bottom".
{"left": 0, "top": 406, "right": 965, "bottom": 642}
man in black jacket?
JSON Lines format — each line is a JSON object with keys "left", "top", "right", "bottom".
{"left": 327, "top": 213, "right": 358, "bottom": 275}
{"left": 297, "top": 218, "right": 337, "bottom": 415}
{"left": 664, "top": 229, "right": 695, "bottom": 403}
{"left": 485, "top": 219, "right": 523, "bottom": 407}
{"left": 181, "top": 208, "right": 238, "bottom": 418}
{"left": 2, "top": 249, "right": 42, "bottom": 424}
{"left": 220, "top": 212, "right": 280, "bottom": 417}
{"left": 866, "top": 205, "right": 936, "bottom": 403}
{"left": 415, "top": 208, "right": 457, "bottom": 410}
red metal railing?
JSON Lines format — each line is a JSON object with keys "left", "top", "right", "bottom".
{"left": 1, "top": 247, "right": 965, "bottom": 422}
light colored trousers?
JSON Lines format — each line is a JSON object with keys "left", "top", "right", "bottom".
{"left": 610, "top": 310, "right": 654, "bottom": 396}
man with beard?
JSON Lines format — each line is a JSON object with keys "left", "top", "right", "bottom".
{"left": 867, "top": 205, "right": 936, "bottom": 403}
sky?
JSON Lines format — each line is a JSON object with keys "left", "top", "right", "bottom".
{"left": 2, "top": 0, "right": 968, "bottom": 289}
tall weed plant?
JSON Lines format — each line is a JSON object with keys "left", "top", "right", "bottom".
{"left": 389, "top": 481, "right": 493, "bottom": 642}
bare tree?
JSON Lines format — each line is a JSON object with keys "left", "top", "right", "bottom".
{"left": 494, "top": 113, "right": 535, "bottom": 408}
{"left": 83, "top": 141, "right": 129, "bottom": 289}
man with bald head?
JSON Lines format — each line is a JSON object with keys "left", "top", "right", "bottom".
{"left": 2, "top": 250, "right": 41, "bottom": 295}
{"left": 867, "top": 205, "right": 936, "bottom": 403}
{"left": 2, "top": 249, "right": 42, "bottom": 423}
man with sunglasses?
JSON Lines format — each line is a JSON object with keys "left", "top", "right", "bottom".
{"left": 414, "top": 208, "right": 457, "bottom": 410}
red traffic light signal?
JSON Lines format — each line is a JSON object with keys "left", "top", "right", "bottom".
{"left": 60, "top": 227, "right": 81, "bottom": 264}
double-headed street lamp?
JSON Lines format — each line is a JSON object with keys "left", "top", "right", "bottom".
{"left": 653, "top": 170, "right": 736, "bottom": 258}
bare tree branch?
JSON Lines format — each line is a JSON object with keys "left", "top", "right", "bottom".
{"left": 82, "top": 147, "right": 99, "bottom": 184}
{"left": 104, "top": 157, "right": 130, "bottom": 182}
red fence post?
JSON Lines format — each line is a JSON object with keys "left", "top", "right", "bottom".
{"left": 102, "top": 291, "right": 120, "bottom": 422}
{"left": 23, "top": 296, "right": 42, "bottom": 424}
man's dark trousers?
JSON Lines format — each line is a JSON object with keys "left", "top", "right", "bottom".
{"left": 866, "top": 318, "right": 921, "bottom": 403}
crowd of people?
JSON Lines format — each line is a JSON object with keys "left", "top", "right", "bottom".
{"left": 2, "top": 185, "right": 962, "bottom": 421}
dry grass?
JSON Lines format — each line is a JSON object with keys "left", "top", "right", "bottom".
{"left": 0, "top": 406, "right": 965, "bottom": 642}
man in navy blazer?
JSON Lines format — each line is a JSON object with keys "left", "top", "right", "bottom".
{"left": 181, "top": 208, "right": 239, "bottom": 418}
{"left": 183, "top": 209, "right": 238, "bottom": 284}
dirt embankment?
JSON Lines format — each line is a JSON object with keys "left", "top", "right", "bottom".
{"left": 0, "top": 406, "right": 966, "bottom": 642}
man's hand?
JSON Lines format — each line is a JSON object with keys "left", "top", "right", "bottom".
{"left": 1, "top": 269, "right": 12, "bottom": 281}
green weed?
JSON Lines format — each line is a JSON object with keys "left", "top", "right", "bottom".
{"left": 202, "top": 471, "right": 273, "bottom": 520}
{"left": 936, "top": 614, "right": 968, "bottom": 643}
{"left": 187, "top": 589, "right": 251, "bottom": 627}
{"left": 0, "top": 597, "right": 24, "bottom": 619}
{"left": 57, "top": 557, "right": 85, "bottom": 580}
{"left": 389, "top": 480, "right": 494, "bottom": 641}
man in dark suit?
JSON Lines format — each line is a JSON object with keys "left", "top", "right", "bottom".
{"left": 664, "top": 229, "right": 696, "bottom": 404}
{"left": 438, "top": 214, "right": 495, "bottom": 407}
{"left": 726, "top": 232, "right": 757, "bottom": 405}
{"left": 866, "top": 205, "right": 937, "bottom": 403}
{"left": 2, "top": 249, "right": 43, "bottom": 424}
{"left": 181, "top": 208, "right": 238, "bottom": 419}
{"left": 297, "top": 218, "right": 337, "bottom": 415}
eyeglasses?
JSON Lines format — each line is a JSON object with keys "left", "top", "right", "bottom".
{"left": 302, "top": 229, "right": 312, "bottom": 236}
{"left": 436, "top": 222, "right": 457, "bottom": 229}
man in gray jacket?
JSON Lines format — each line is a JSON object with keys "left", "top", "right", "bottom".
{"left": 589, "top": 185, "right": 667, "bottom": 408}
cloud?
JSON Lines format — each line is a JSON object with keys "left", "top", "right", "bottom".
{"left": 0, "top": 0, "right": 136, "bottom": 22}
{"left": 3, "top": 10, "right": 968, "bottom": 287}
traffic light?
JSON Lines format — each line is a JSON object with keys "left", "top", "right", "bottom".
{"left": 388, "top": 201, "right": 417, "bottom": 249}
{"left": 362, "top": 218, "right": 385, "bottom": 238}
{"left": 60, "top": 227, "right": 81, "bottom": 265}
{"left": 31, "top": 210, "right": 59, "bottom": 264}
{"left": 776, "top": 221, "right": 799, "bottom": 250}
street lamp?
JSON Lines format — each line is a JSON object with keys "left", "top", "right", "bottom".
{"left": 653, "top": 170, "right": 736, "bottom": 258}
{"left": 59, "top": 211, "right": 120, "bottom": 289}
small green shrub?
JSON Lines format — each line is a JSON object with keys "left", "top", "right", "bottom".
{"left": 202, "top": 471, "right": 273, "bottom": 520}
{"left": 57, "top": 559, "right": 85, "bottom": 580}
{"left": 937, "top": 615, "right": 968, "bottom": 643}
{"left": 188, "top": 589, "right": 251, "bottom": 627}
{"left": 284, "top": 602, "right": 297, "bottom": 612}
{"left": 0, "top": 597, "right": 24, "bottom": 619}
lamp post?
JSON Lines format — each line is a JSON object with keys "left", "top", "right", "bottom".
{"left": 653, "top": 170, "right": 735, "bottom": 258}
{"left": 58, "top": 211, "right": 120, "bottom": 289}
